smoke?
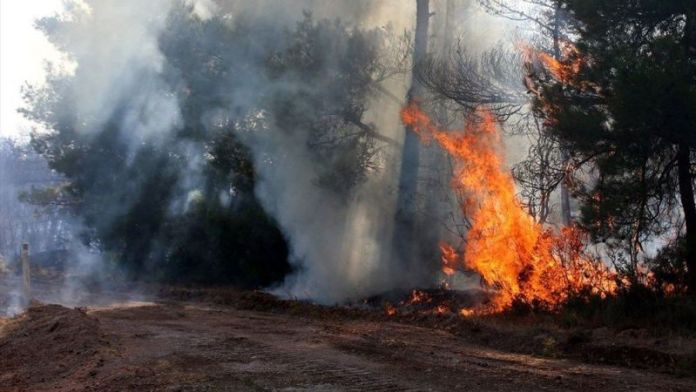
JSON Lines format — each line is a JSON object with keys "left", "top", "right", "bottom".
{"left": 7, "top": 0, "right": 530, "bottom": 310}
{"left": 215, "top": 0, "right": 414, "bottom": 30}
{"left": 2, "top": 278, "right": 24, "bottom": 317}
{"left": 226, "top": 0, "right": 523, "bottom": 302}
{"left": 185, "top": 0, "right": 219, "bottom": 20}
{"left": 183, "top": 0, "right": 417, "bottom": 302}
{"left": 235, "top": 98, "right": 406, "bottom": 303}
{"left": 38, "top": 0, "right": 181, "bottom": 151}
{"left": 0, "top": 0, "right": 194, "bottom": 313}
{"left": 222, "top": 3, "right": 412, "bottom": 302}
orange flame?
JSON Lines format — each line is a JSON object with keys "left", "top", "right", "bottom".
{"left": 407, "top": 289, "right": 431, "bottom": 305}
{"left": 440, "top": 243, "right": 458, "bottom": 276}
{"left": 401, "top": 102, "right": 616, "bottom": 313}
{"left": 434, "top": 304, "right": 450, "bottom": 315}
{"left": 519, "top": 41, "right": 586, "bottom": 85}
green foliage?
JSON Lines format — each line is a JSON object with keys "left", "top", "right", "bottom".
{"left": 159, "top": 200, "right": 291, "bottom": 287}
{"left": 536, "top": 1, "right": 696, "bottom": 282}
{"left": 266, "top": 13, "right": 400, "bottom": 196}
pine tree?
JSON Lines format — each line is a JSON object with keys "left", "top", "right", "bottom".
{"left": 538, "top": 0, "right": 696, "bottom": 292}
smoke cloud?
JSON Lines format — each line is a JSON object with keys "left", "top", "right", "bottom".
{"left": 8, "top": 0, "right": 525, "bottom": 309}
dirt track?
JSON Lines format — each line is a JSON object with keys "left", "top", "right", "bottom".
{"left": 2, "top": 301, "right": 695, "bottom": 391}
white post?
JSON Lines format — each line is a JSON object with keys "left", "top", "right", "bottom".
{"left": 21, "top": 243, "right": 31, "bottom": 304}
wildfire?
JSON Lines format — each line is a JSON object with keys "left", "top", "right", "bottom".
{"left": 520, "top": 41, "right": 584, "bottom": 83}
{"left": 401, "top": 102, "right": 616, "bottom": 313}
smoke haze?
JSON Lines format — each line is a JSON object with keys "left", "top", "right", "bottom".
{"left": 4, "top": 0, "right": 526, "bottom": 308}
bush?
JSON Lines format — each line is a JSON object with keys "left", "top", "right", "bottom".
{"left": 560, "top": 285, "right": 696, "bottom": 334}
{"left": 156, "top": 199, "right": 291, "bottom": 288}
{"left": 647, "top": 237, "right": 689, "bottom": 295}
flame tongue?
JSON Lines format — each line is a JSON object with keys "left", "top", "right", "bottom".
{"left": 519, "top": 41, "right": 587, "bottom": 88}
{"left": 401, "top": 102, "right": 615, "bottom": 313}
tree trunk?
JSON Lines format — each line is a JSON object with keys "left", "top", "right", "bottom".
{"left": 421, "top": 0, "right": 456, "bottom": 274}
{"left": 552, "top": 5, "right": 572, "bottom": 226}
{"left": 680, "top": 11, "right": 696, "bottom": 294}
{"left": 677, "top": 143, "right": 696, "bottom": 294}
{"left": 393, "top": 0, "right": 430, "bottom": 269}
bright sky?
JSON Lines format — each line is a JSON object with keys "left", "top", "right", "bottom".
{"left": 0, "top": 0, "right": 64, "bottom": 140}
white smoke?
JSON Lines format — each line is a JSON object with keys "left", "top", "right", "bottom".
{"left": 244, "top": 0, "right": 525, "bottom": 303}
{"left": 185, "top": 0, "right": 219, "bottom": 20}
{"left": 235, "top": 97, "right": 406, "bottom": 303}
{"left": 218, "top": 2, "right": 415, "bottom": 303}
{"left": 43, "top": 0, "right": 181, "bottom": 154}
{"left": 5, "top": 0, "right": 528, "bottom": 309}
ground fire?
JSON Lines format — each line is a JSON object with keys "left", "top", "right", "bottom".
{"left": 401, "top": 102, "right": 617, "bottom": 314}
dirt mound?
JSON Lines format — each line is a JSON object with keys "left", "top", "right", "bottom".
{"left": 0, "top": 304, "right": 112, "bottom": 390}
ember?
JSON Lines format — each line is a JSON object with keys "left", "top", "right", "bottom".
{"left": 407, "top": 289, "right": 431, "bottom": 305}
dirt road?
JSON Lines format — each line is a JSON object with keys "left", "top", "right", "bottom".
{"left": 2, "top": 301, "right": 694, "bottom": 391}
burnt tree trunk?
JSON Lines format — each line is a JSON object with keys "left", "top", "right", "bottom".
{"left": 393, "top": 0, "right": 430, "bottom": 269}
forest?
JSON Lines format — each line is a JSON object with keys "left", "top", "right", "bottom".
{"left": 0, "top": 1, "right": 695, "bottom": 390}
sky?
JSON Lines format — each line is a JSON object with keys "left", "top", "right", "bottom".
{"left": 0, "top": 0, "right": 64, "bottom": 140}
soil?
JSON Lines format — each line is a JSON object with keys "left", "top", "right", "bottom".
{"left": 1, "top": 294, "right": 695, "bottom": 391}
{"left": 0, "top": 304, "right": 111, "bottom": 389}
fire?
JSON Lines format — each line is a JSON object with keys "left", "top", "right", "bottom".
{"left": 401, "top": 102, "right": 616, "bottom": 313}
{"left": 434, "top": 304, "right": 450, "bottom": 315}
{"left": 407, "top": 289, "right": 431, "bottom": 305}
{"left": 440, "top": 243, "right": 458, "bottom": 276}
{"left": 538, "top": 52, "right": 576, "bottom": 82}
{"left": 520, "top": 41, "right": 584, "bottom": 83}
